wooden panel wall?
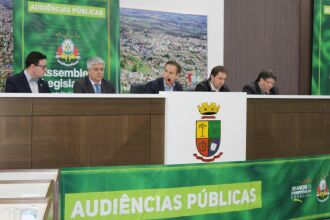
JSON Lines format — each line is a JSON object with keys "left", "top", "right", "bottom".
{"left": 224, "top": 0, "right": 313, "bottom": 94}
{"left": 1, "top": 96, "right": 329, "bottom": 168}
{"left": 247, "top": 98, "right": 330, "bottom": 160}
{"left": 0, "top": 99, "right": 32, "bottom": 169}
{"left": 0, "top": 97, "right": 165, "bottom": 169}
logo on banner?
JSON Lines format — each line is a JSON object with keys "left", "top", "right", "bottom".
{"left": 290, "top": 179, "right": 312, "bottom": 203}
{"left": 194, "top": 102, "right": 223, "bottom": 162}
{"left": 55, "top": 32, "right": 81, "bottom": 66}
{"left": 317, "top": 177, "right": 329, "bottom": 202}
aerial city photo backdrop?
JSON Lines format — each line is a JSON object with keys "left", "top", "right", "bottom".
{"left": 0, "top": 0, "right": 13, "bottom": 92}
{"left": 120, "top": 8, "right": 207, "bottom": 93}
{"left": 0, "top": 0, "right": 208, "bottom": 93}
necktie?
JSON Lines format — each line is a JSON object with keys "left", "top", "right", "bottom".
{"left": 94, "top": 84, "right": 101, "bottom": 94}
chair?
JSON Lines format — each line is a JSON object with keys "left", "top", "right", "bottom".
{"left": 183, "top": 85, "right": 196, "bottom": 91}
{"left": 130, "top": 83, "right": 146, "bottom": 94}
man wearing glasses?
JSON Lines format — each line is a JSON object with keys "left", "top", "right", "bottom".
{"left": 242, "top": 70, "right": 279, "bottom": 95}
{"left": 5, "top": 51, "right": 50, "bottom": 93}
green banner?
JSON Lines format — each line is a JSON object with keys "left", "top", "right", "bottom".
{"left": 13, "top": 0, "right": 120, "bottom": 93}
{"left": 312, "top": 0, "right": 330, "bottom": 95}
{"left": 60, "top": 155, "right": 330, "bottom": 219}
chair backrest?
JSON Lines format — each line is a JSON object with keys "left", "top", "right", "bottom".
{"left": 183, "top": 85, "right": 196, "bottom": 91}
{"left": 130, "top": 83, "right": 146, "bottom": 94}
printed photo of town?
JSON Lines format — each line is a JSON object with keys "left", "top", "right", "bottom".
{"left": 120, "top": 8, "right": 207, "bottom": 93}
{"left": 0, "top": 0, "right": 13, "bottom": 92}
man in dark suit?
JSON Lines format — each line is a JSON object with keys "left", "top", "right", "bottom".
{"left": 243, "top": 70, "right": 279, "bottom": 95}
{"left": 195, "top": 65, "right": 230, "bottom": 92}
{"left": 5, "top": 51, "right": 51, "bottom": 93}
{"left": 73, "top": 57, "right": 115, "bottom": 93}
{"left": 145, "top": 60, "right": 183, "bottom": 94}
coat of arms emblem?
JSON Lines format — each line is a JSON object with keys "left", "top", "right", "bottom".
{"left": 55, "top": 32, "right": 81, "bottom": 66}
{"left": 194, "top": 102, "right": 223, "bottom": 162}
{"left": 317, "top": 177, "right": 329, "bottom": 202}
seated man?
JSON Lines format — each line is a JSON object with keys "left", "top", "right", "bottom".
{"left": 243, "top": 70, "right": 279, "bottom": 94}
{"left": 145, "top": 60, "right": 183, "bottom": 94}
{"left": 73, "top": 57, "right": 115, "bottom": 93}
{"left": 195, "top": 65, "right": 230, "bottom": 92}
{"left": 5, "top": 51, "right": 50, "bottom": 93}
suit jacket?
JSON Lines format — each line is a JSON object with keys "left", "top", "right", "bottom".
{"left": 73, "top": 76, "right": 115, "bottom": 93}
{"left": 242, "top": 81, "right": 279, "bottom": 95}
{"left": 5, "top": 71, "right": 51, "bottom": 93}
{"left": 145, "top": 77, "right": 183, "bottom": 94}
{"left": 195, "top": 79, "right": 230, "bottom": 92}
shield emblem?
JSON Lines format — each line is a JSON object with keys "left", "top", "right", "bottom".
{"left": 196, "top": 120, "right": 221, "bottom": 157}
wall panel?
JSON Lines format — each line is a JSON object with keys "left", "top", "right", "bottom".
{"left": 224, "top": 0, "right": 312, "bottom": 94}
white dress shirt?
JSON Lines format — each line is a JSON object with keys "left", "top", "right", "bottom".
{"left": 89, "top": 78, "right": 102, "bottom": 93}
{"left": 24, "top": 70, "right": 39, "bottom": 93}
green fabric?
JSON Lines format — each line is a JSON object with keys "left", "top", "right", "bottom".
{"left": 13, "top": 0, "right": 120, "bottom": 93}
{"left": 312, "top": 0, "right": 330, "bottom": 95}
{"left": 60, "top": 154, "right": 330, "bottom": 219}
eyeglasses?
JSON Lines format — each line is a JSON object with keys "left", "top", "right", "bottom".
{"left": 35, "top": 64, "right": 47, "bottom": 69}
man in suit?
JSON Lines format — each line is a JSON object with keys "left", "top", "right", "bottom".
{"left": 73, "top": 57, "right": 115, "bottom": 93}
{"left": 243, "top": 69, "right": 279, "bottom": 95}
{"left": 195, "top": 65, "right": 230, "bottom": 92}
{"left": 5, "top": 51, "right": 51, "bottom": 93}
{"left": 145, "top": 60, "right": 183, "bottom": 94}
